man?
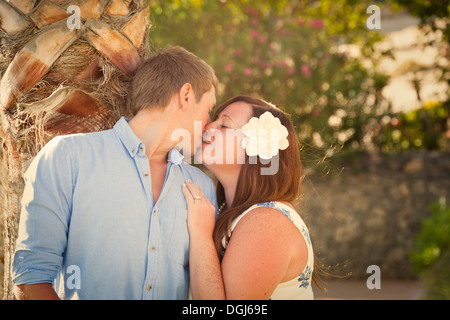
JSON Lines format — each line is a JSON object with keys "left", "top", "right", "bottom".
{"left": 12, "top": 46, "right": 218, "bottom": 299}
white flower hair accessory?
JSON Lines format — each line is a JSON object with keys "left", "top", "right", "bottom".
{"left": 241, "top": 111, "right": 289, "bottom": 160}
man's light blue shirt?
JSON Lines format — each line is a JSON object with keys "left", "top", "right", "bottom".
{"left": 12, "top": 117, "right": 217, "bottom": 299}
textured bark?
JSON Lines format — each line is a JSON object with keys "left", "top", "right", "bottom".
{"left": 0, "top": 0, "right": 151, "bottom": 299}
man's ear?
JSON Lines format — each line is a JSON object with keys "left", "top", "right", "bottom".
{"left": 179, "top": 83, "right": 193, "bottom": 111}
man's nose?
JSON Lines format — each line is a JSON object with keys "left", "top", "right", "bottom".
{"left": 204, "top": 120, "right": 214, "bottom": 131}
{"left": 205, "top": 115, "right": 212, "bottom": 127}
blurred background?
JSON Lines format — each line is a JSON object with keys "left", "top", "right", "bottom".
{"left": 147, "top": 0, "right": 450, "bottom": 299}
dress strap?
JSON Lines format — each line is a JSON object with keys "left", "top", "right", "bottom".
{"left": 224, "top": 201, "right": 312, "bottom": 250}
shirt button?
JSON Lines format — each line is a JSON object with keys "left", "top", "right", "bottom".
{"left": 147, "top": 285, "right": 152, "bottom": 291}
{"left": 144, "top": 171, "right": 149, "bottom": 176}
{"left": 151, "top": 247, "right": 156, "bottom": 253}
{"left": 153, "top": 209, "right": 157, "bottom": 215}
{"left": 139, "top": 147, "right": 144, "bottom": 153}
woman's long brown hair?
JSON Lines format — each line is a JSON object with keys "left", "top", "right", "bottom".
{"left": 211, "top": 96, "right": 324, "bottom": 288}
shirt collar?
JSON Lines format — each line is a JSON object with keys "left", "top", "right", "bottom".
{"left": 113, "top": 117, "right": 142, "bottom": 158}
{"left": 167, "top": 148, "right": 184, "bottom": 165}
{"left": 114, "top": 117, "right": 184, "bottom": 164}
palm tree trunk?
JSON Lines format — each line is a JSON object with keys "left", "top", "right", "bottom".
{"left": 0, "top": 114, "right": 23, "bottom": 300}
{"left": 1, "top": 0, "right": 151, "bottom": 299}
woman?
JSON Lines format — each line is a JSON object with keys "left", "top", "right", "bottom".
{"left": 182, "top": 95, "right": 315, "bottom": 299}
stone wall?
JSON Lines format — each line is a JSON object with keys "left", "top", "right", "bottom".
{"left": 301, "top": 151, "right": 450, "bottom": 280}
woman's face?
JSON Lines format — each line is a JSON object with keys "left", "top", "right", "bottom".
{"left": 198, "top": 101, "right": 253, "bottom": 170}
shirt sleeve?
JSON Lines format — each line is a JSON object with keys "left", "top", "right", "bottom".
{"left": 12, "top": 136, "right": 74, "bottom": 285}
{"left": 209, "top": 179, "right": 219, "bottom": 218}
{"left": 203, "top": 174, "right": 218, "bottom": 218}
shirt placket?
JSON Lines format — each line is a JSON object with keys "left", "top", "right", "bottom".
{"left": 138, "top": 148, "right": 176, "bottom": 300}
{"left": 143, "top": 209, "right": 159, "bottom": 299}
{"left": 132, "top": 143, "right": 155, "bottom": 299}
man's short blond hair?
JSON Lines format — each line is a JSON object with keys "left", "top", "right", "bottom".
{"left": 130, "top": 46, "right": 218, "bottom": 115}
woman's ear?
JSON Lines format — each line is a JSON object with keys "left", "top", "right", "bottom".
{"left": 179, "top": 83, "right": 193, "bottom": 111}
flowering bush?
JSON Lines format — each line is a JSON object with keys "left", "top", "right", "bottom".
{"left": 410, "top": 197, "right": 450, "bottom": 299}
{"left": 374, "top": 101, "right": 449, "bottom": 151}
{"left": 148, "top": 0, "right": 447, "bottom": 154}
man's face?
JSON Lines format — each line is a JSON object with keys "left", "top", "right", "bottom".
{"left": 193, "top": 86, "right": 216, "bottom": 152}
{"left": 176, "top": 86, "right": 216, "bottom": 159}
{"left": 195, "top": 86, "right": 216, "bottom": 130}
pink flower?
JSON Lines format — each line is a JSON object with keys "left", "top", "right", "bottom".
{"left": 301, "top": 64, "right": 312, "bottom": 78}
{"left": 297, "top": 18, "right": 305, "bottom": 26}
{"left": 224, "top": 63, "right": 234, "bottom": 72}
{"left": 251, "top": 56, "right": 260, "bottom": 64}
{"left": 258, "top": 36, "right": 267, "bottom": 44}
{"left": 250, "top": 30, "right": 260, "bottom": 38}
{"left": 312, "top": 109, "right": 320, "bottom": 117}
{"left": 227, "top": 23, "right": 237, "bottom": 32}
{"left": 235, "top": 48, "right": 243, "bottom": 56}
{"left": 261, "top": 61, "right": 271, "bottom": 69}
{"left": 275, "top": 60, "right": 286, "bottom": 67}
{"left": 390, "top": 117, "right": 400, "bottom": 127}
{"left": 244, "top": 7, "right": 259, "bottom": 17}
{"left": 310, "top": 19, "right": 324, "bottom": 28}
{"left": 244, "top": 68, "right": 253, "bottom": 76}
{"left": 287, "top": 67, "right": 295, "bottom": 75}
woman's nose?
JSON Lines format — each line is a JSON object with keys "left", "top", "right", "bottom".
{"left": 203, "top": 125, "right": 220, "bottom": 143}
{"left": 203, "top": 127, "right": 213, "bottom": 142}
